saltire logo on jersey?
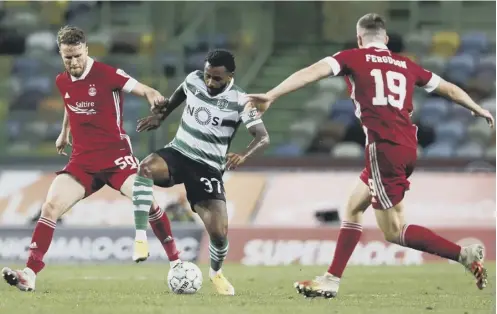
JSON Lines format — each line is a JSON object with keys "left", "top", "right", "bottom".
{"left": 67, "top": 104, "right": 97, "bottom": 115}
{"left": 88, "top": 84, "right": 97, "bottom": 96}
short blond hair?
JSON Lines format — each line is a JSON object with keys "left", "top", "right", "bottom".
{"left": 56, "top": 26, "right": 86, "bottom": 47}
{"left": 357, "top": 13, "right": 387, "bottom": 38}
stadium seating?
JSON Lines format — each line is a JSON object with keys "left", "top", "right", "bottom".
{"left": 459, "top": 32, "right": 490, "bottom": 56}
{"left": 424, "top": 142, "right": 456, "bottom": 158}
{"left": 455, "top": 141, "right": 484, "bottom": 158}
{"left": 418, "top": 97, "right": 450, "bottom": 128}
{"left": 0, "top": 1, "right": 245, "bottom": 157}
{"left": 404, "top": 31, "right": 432, "bottom": 57}
{"left": 303, "top": 28, "right": 495, "bottom": 160}
{"left": 431, "top": 31, "right": 460, "bottom": 58}
{"left": 331, "top": 142, "right": 363, "bottom": 158}
{"left": 0, "top": 2, "right": 494, "bottom": 162}
{"left": 420, "top": 55, "right": 447, "bottom": 75}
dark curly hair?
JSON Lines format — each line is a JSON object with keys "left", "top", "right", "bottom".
{"left": 205, "top": 49, "right": 236, "bottom": 73}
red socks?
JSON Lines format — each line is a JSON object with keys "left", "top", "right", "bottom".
{"left": 149, "top": 207, "right": 180, "bottom": 262}
{"left": 399, "top": 224, "right": 461, "bottom": 261}
{"left": 25, "top": 208, "right": 180, "bottom": 274}
{"left": 326, "top": 222, "right": 461, "bottom": 279}
{"left": 26, "top": 217, "right": 56, "bottom": 274}
{"left": 327, "top": 221, "right": 363, "bottom": 278}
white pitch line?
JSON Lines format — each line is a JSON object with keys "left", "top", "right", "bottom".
{"left": 63, "top": 276, "right": 152, "bottom": 281}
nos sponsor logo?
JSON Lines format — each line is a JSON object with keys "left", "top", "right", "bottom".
{"left": 186, "top": 105, "right": 220, "bottom": 126}
{"left": 241, "top": 239, "right": 425, "bottom": 266}
{"left": 0, "top": 235, "right": 200, "bottom": 262}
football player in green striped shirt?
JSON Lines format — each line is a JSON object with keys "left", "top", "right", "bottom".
{"left": 132, "top": 49, "right": 270, "bottom": 295}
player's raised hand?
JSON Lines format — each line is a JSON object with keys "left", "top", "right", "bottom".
{"left": 226, "top": 152, "right": 246, "bottom": 170}
{"left": 245, "top": 93, "right": 274, "bottom": 113}
{"left": 148, "top": 92, "right": 168, "bottom": 115}
{"left": 472, "top": 109, "right": 495, "bottom": 129}
{"left": 136, "top": 115, "right": 163, "bottom": 132}
{"left": 55, "top": 132, "right": 71, "bottom": 156}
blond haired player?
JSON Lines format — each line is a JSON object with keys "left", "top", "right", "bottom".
{"left": 2, "top": 26, "right": 181, "bottom": 292}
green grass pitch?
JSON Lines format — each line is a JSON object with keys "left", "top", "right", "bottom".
{"left": 0, "top": 263, "right": 494, "bottom": 314}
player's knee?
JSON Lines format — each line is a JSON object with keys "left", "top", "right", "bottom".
{"left": 343, "top": 181, "right": 371, "bottom": 222}
{"left": 206, "top": 221, "right": 228, "bottom": 244}
{"left": 41, "top": 200, "right": 64, "bottom": 221}
{"left": 209, "top": 229, "right": 228, "bottom": 247}
{"left": 345, "top": 201, "right": 364, "bottom": 222}
{"left": 380, "top": 225, "right": 402, "bottom": 243}
{"left": 137, "top": 160, "right": 153, "bottom": 178}
{"left": 138, "top": 154, "right": 167, "bottom": 180}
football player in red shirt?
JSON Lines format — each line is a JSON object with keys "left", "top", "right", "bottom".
{"left": 248, "top": 13, "right": 493, "bottom": 298}
{"left": 2, "top": 26, "right": 180, "bottom": 292}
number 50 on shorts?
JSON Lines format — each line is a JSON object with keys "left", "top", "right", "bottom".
{"left": 114, "top": 155, "right": 139, "bottom": 170}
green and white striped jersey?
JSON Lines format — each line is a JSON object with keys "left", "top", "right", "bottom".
{"left": 166, "top": 70, "right": 262, "bottom": 171}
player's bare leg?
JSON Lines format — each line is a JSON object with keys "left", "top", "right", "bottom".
{"left": 121, "top": 172, "right": 180, "bottom": 265}
{"left": 2, "top": 174, "right": 85, "bottom": 292}
{"left": 375, "top": 201, "right": 487, "bottom": 290}
{"left": 131, "top": 153, "right": 175, "bottom": 262}
{"left": 295, "top": 179, "right": 371, "bottom": 298}
{"left": 194, "top": 200, "right": 234, "bottom": 296}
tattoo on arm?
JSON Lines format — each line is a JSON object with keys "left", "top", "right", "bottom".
{"left": 242, "top": 123, "right": 270, "bottom": 158}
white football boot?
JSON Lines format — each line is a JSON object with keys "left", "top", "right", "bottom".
{"left": 294, "top": 273, "right": 340, "bottom": 299}
{"left": 2, "top": 267, "right": 36, "bottom": 292}
{"left": 458, "top": 244, "right": 488, "bottom": 290}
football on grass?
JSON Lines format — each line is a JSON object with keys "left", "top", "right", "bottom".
{"left": 167, "top": 261, "right": 203, "bottom": 294}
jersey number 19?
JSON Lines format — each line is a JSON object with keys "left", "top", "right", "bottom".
{"left": 371, "top": 69, "right": 406, "bottom": 109}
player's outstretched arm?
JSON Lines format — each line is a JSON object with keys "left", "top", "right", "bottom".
{"left": 128, "top": 82, "right": 167, "bottom": 114}
{"left": 247, "top": 59, "right": 333, "bottom": 112}
{"left": 158, "top": 84, "right": 187, "bottom": 119}
{"left": 61, "top": 107, "right": 70, "bottom": 133}
{"left": 136, "top": 85, "right": 187, "bottom": 133}
{"left": 434, "top": 79, "right": 494, "bottom": 128}
{"left": 55, "top": 108, "right": 71, "bottom": 156}
{"left": 226, "top": 103, "right": 270, "bottom": 170}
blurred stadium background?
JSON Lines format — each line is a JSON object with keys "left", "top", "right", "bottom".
{"left": 0, "top": 0, "right": 494, "bottom": 276}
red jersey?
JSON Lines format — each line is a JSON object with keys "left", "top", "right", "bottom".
{"left": 55, "top": 57, "right": 138, "bottom": 170}
{"left": 323, "top": 43, "right": 440, "bottom": 149}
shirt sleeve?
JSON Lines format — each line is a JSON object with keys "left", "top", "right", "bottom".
{"left": 181, "top": 76, "right": 189, "bottom": 94}
{"left": 239, "top": 93, "right": 262, "bottom": 128}
{"left": 409, "top": 60, "right": 441, "bottom": 93}
{"left": 321, "top": 50, "right": 354, "bottom": 76}
{"left": 108, "top": 67, "right": 138, "bottom": 93}
{"left": 181, "top": 71, "right": 199, "bottom": 94}
{"left": 55, "top": 74, "right": 64, "bottom": 97}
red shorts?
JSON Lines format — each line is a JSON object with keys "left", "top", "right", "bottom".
{"left": 360, "top": 141, "right": 417, "bottom": 210}
{"left": 56, "top": 152, "right": 139, "bottom": 197}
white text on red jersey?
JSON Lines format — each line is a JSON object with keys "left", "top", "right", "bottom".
{"left": 365, "top": 54, "right": 407, "bottom": 69}
{"left": 76, "top": 101, "right": 95, "bottom": 108}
